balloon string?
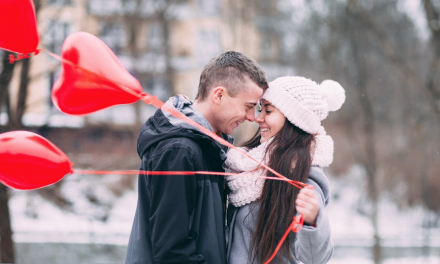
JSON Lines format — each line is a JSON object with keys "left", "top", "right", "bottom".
{"left": 74, "top": 170, "right": 305, "bottom": 189}
{"left": 263, "top": 214, "right": 304, "bottom": 264}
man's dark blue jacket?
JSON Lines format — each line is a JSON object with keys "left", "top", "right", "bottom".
{"left": 125, "top": 109, "right": 230, "bottom": 264}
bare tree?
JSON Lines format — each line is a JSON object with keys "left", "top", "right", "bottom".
{"left": 288, "top": 1, "right": 440, "bottom": 263}
{"left": 346, "top": 0, "right": 440, "bottom": 118}
{"left": 0, "top": 1, "right": 42, "bottom": 261}
{"left": 0, "top": 50, "right": 34, "bottom": 263}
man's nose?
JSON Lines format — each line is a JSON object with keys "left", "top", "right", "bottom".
{"left": 246, "top": 111, "right": 255, "bottom": 122}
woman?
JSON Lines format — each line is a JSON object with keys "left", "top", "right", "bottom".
{"left": 225, "top": 76, "right": 345, "bottom": 264}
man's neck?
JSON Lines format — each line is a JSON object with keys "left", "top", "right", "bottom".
{"left": 193, "top": 100, "right": 218, "bottom": 133}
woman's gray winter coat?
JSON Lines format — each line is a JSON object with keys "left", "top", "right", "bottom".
{"left": 226, "top": 166, "right": 333, "bottom": 264}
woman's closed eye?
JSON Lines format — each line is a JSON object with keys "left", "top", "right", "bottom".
{"left": 257, "top": 108, "right": 271, "bottom": 114}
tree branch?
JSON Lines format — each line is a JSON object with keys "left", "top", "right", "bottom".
{"left": 423, "top": 0, "right": 440, "bottom": 110}
{"left": 347, "top": 0, "right": 440, "bottom": 117}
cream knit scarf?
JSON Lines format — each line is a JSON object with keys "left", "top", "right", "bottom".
{"left": 225, "top": 126, "right": 334, "bottom": 207}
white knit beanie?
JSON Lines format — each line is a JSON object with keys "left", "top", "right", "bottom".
{"left": 262, "top": 76, "right": 345, "bottom": 134}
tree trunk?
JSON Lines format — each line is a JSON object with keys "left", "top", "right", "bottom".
{"left": 346, "top": 4, "right": 382, "bottom": 262}
{"left": 0, "top": 0, "right": 39, "bottom": 259}
{"left": 358, "top": 72, "right": 382, "bottom": 264}
{"left": 358, "top": 60, "right": 381, "bottom": 264}
{"left": 422, "top": 0, "right": 440, "bottom": 113}
{"left": 8, "top": 58, "right": 31, "bottom": 130}
{"left": 0, "top": 52, "right": 15, "bottom": 133}
{"left": 0, "top": 184, "right": 15, "bottom": 263}
{"left": 0, "top": 50, "right": 16, "bottom": 263}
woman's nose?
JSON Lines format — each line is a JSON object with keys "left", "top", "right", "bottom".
{"left": 255, "top": 112, "right": 264, "bottom": 123}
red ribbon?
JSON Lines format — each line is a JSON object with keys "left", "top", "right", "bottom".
{"left": 74, "top": 170, "right": 306, "bottom": 189}
{"left": 263, "top": 214, "right": 304, "bottom": 264}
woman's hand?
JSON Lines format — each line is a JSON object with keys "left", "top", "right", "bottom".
{"left": 295, "top": 185, "right": 319, "bottom": 226}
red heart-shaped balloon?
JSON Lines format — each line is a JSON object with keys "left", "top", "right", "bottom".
{"left": 0, "top": 131, "right": 71, "bottom": 190}
{"left": 0, "top": 0, "right": 39, "bottom": 54}
{"left": 51, "top": 32, "right": 143, "bottom": 115}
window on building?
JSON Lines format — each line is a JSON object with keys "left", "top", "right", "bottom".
{"left": 44, "top": 20, "right": 70, "bottom": 54}
{"left": 48, "top": 71, "right": 55, "bottom": 108}
{"left": 147, "top": 23, "right": 164, "bottom": 51}
{"left": 144, "top": 76, "right": 170, "bottom": 101}
{"left": 48, "top": 68, "right": 63, "bottom": 111}
{"left": 88, "top": 0, "right": 122, "bottom": 16}
{"left": 198, "top": 0, "right": 220, "bottom": 16}
{"left": 0, "top": 50, "right": 4, "bottom": 72}
{"left": 99, "top": 22, "right": 126, "bottom": 54}
{"left": 197, "top": 29, "right": 221, "bottom": 66}
{"left": 47, "top": 0, "right": 72, "bottom": 6}
{"left": 165, "top": 2, "right": 192, "bottom": 21}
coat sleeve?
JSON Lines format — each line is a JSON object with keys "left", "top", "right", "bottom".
{"left": 294, "top": 167, "right": 333, "bottom": 264}
{"left": 147, "top": 146, "right": 208, "bottom": 264}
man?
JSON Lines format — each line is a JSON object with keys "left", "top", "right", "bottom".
{"left": 125, "top": 51, "right": 268, "bottom": 264}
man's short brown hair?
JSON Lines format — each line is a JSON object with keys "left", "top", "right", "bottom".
{"left": 195, "top": 51, "right": 268, "bottom": 101}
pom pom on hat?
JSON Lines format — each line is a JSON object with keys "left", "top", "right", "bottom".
{"left": 319, "top": 80, "right": 346, "bottom": 112}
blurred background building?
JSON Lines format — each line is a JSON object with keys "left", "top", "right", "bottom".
{"left": 10, "top": 0, "right": 293, "bottom": 133}
{"left": 0, "top": 0, "right": 439, "bottom": 263}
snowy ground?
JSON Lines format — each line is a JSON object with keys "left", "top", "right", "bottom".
{"left": 9, "top": 165, "right": 440, "bottom": 263}
{"left": 328, "top": 256, "right": 440, "bottom": 264}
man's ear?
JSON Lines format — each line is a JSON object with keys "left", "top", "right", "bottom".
{"left": 212, "top": 86, "right": 226, "bottom": 105}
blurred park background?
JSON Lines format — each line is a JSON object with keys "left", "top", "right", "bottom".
{"left": 0, "top": 0, "right": 440, "bottom": 263}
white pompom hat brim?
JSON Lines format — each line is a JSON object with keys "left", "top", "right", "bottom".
{"left": 262, "top": 85, "right": 322, "bottom": 134}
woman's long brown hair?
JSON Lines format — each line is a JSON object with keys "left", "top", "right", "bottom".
{"left": 242, "top": 120, "right": 314, "bottom": 263}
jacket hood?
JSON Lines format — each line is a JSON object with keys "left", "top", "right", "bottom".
{"left": 137, "top": 95, "right": 234, "bottom": 160}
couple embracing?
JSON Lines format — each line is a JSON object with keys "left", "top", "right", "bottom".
{"left": 125, "top": 51, "right": 345, "bottom": 264}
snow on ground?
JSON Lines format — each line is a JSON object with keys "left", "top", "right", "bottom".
{"left": 10, "top": 173, "right": 137, "bottom": 245}
{"left": 328, "top": 256, "right": 440, "bottom": 264}
{"left": 21, "top": 113, "right": 85, "bottom": 128}
{"left": 325, "top": 165, "right": 440, "bottom": 248}
{"left": 8, "top": 165, "right": 440, "bottom": 262}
